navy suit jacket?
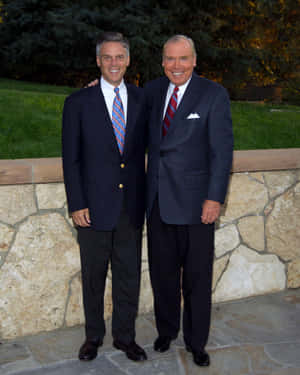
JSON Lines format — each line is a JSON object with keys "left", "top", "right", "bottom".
{"left": 145, "top": 73, "right": 233, "bottom": 224}
{"left": 62, "top": 81, "right": 147, "bottom": 230}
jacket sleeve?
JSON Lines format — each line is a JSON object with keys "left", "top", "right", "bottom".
{"left": 207, "top": 87, "right": 234, "bottom": 203}
{"left": 62, "top": 95, "right": 87, "bottom": 213}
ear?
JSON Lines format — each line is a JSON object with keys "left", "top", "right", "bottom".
{"left": 193, "top": 55, "right": 196, "bottom": 67}
{"left": 126, "top": 55, "right": 130, "bottom": 67}
{"left": 96, "top": 56, "right": 101, "bottom": 68}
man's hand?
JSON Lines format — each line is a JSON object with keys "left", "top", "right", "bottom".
{"left": 71, "top": 208, "right": 91, "bottom": 227}
{"left": 86, "top": 79, "right": 99, "bottom": 88}
{"left": 201, "top": 200, "right": 221, "bottom": 224}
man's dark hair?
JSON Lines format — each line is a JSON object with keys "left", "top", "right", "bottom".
{"left": 96, "top": 32, "right": 130, "bottom": 57}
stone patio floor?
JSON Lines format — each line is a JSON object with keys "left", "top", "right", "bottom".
{"left": 1, "top": 289, "right": 300, "bottom": 375}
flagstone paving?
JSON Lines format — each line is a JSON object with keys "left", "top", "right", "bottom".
{"left": 1, "top": 289, "right": 300, "bottom": 375}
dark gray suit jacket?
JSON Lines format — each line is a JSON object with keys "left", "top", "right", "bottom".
{"left": 145, "top": 73, "right": 233, "bottom": 224}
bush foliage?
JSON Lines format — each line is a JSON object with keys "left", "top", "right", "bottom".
{"left": 0, "top": 0, "right": 299, "bottom": 91}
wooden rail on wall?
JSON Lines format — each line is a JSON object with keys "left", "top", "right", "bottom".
{"left": 0, "top": 149, "right": 300, "bottom": 185}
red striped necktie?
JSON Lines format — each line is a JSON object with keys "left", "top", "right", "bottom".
{"left": 163, "top": 86, "right": 179, "bottom": 136}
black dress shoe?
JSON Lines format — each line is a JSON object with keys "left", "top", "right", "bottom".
{"left": 192, "top": 349, "right": 210, "bottom": 367}
{"left": 113, "top": 340, "right": 147, "bottom": 361}
{"left": 78, "top": 338, "right": 102, "bottom": 361}
{"left": 154, "top": 336, "right": 172, "bottom": 352}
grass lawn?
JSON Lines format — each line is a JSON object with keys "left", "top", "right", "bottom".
{"left": 0, "top": 78, "right": 299, "bottom": 159}
{"left": 232, "top": 101, "right": 300, "bottom": 150}
{"left": 0, "top": 79, "right": 77, "bottom": 159}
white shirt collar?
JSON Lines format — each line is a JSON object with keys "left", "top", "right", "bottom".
{"left": 168, "top": 75, "right": 192, "bottom": 96}
{"left": 100, "top": 76, "right": 126, "bottom": 92}
{"left": 163, "top": 75, "right": 192, "bottom": 118}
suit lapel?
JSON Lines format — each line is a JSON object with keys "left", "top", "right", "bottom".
{"left": 90, "top": 81, "right": 142, "bottom": 157}
{"left": 162, "top": 73, "right": 206, "bottom": 141}
{"left": 176, "top": 73, "right": 205, "bottom": 119}
{"left": 89, "top": 82, "right": 120, "bottom": 155}
{"left": 123, "top": 84, "right": 139, "bottom": 156}
{"left": 159, "top": 77, "right": 170, "bottom": 121}
{"left": 158, "top": 77, "right": 170, "bottom": 142}
{"left": 90, "top": 82, "right": 142, "bottom": 157}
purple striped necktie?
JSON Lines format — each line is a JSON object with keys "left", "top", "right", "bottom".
{"left": 112, "top": 87, "right": 126, "bottom": 154}
{"left": 163, "top": 86, "right": 179, "bottom": 136}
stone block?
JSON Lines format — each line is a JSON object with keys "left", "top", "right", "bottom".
{"left": 138, "top": 269, "right": 153, "bottom": 314}
{"left": 244, "top": 344, "right": 283, "bottom": 374}
{"left": 238, "top": 215, "right": 265, "bottom": 251}
{"left": 266, "top": 183, "right": 300, "bottom": 261}
{"left": 141, "top": 226, "right": 149, "bottom": 272}
{"left": 221, "top": 173, "right": 268, "bottom": 223}
{"left": 179, "top": 346, "right": 250, "bottom": 375}
{"left": 215, "top": 224, "right": 239, "bottom": 257}
{"left": 213, "top": 255, "right": 229, "bottom": 290}
{"left": 287, "top": 258, "right": 300, "bottom": 288}
{"left": 36, "top": 183, "right": 66, "bottom": 209}
{"left": 0, "top": 342, "right": 30, "bottom": 365}
{"left": 265, "top": 342, "right": 300, "bottom": 368}
{"left": 63, "top": 206, "right": 74, "bottom": 228}
{"left": 65, "top": 274, "right": 84, "bottom": 328}
{"left": 249, "top": 172, "right": 264, "bottom": 183}
{"left": 25, "top": 325, "right": 85, "bottom": 364}
{"left": 104, "top": 270, "right": 113, "bottom": 320}
{"left": 0, "top": 185, "right": 36, "bottom": 225}
{"left": 213, "top": 245, "right": 286, "bottom": 303}
{"left": 0, "top": 223, "right": 15, "bottom": 252}
{"left": 265, "top": 171, "right": 297, "bottom": 199}
{"left": 0, "top": 213, "right": 80, "bottom": 339}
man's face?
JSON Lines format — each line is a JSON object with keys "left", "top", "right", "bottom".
{"left": 162, "top": 39, "right": 196, "bottom": 86}
{"left": 96, "top": 41, "right": 130, "bottom": 87}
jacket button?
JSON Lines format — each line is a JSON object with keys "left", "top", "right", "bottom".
{"left": 120, "top": 163, "right": 125, "bottom": 168}
{"left": 119, "top": 184, "right": 124, "bottom": 189}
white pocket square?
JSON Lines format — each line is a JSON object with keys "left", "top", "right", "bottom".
{"left": 186, "top": 113, "right": 200, "bottom": 119}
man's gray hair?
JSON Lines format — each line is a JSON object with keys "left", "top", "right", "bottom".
{"left": 96, "top": 32, "right": 130, "bottom": 57}
{"left": 163, "top": 35, "right": 197, "bottom": 57}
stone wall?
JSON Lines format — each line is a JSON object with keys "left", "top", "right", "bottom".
{"left": 0, "top": 149, "right": 299, "bottom": 340}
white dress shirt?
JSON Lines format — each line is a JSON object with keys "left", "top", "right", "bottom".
{"left": 101, "top": 77, "right": 128, "bottom": 123}
{"left": 163, "top": 76, "right": 192, "bottom": 119}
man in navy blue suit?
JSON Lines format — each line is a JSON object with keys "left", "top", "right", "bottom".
{"left": 145, "top": 35, "right": 233, "bottom": 367}
{"left": 62, "top": 32, "right": 147, "bottom": 362}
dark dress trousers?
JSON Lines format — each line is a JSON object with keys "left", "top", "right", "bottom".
{"left": 145, "top": 73, "right": 233, "bottom": 351}
{"left": 62, "top": 81, "right": 147, "bottom": 344}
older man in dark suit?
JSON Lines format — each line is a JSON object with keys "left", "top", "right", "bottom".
{"left": 62, "top": 32, "right": 147, "bottom": 362}
{"left": 145, "top": 35, "right": 233, "bottom": 367}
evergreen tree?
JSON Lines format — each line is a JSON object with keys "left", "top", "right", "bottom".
{"left": 0, "top": 0, "right": 102, "bottom": 84}
{"left": 1, "top": 0, "right": 299, "bottom": 92}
